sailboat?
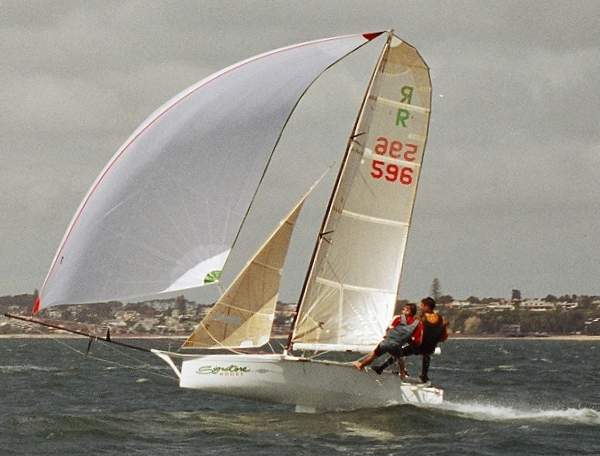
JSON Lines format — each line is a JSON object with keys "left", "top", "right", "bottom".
{"left": 28, "top": 30, "right": 442, "bottom": 412}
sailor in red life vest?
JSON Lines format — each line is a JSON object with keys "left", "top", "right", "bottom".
{"left": 372, "top": 297, "right": 448, "bottom": 383}
{"left": 352, "top": 303, "right": 419, "bottom": 371}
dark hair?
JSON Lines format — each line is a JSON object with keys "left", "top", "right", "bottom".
{"left": 421, "top": 297, "right": 436, "bottom": 310}
{"left": 404, "top": 303, "right": 417, "bottom": 315}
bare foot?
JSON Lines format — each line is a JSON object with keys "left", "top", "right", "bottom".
{"left": 352, "top": 361, "right": 364, "bottom": 370}
{"left": 399, "top": 369, "right": 408, "bottom": 380}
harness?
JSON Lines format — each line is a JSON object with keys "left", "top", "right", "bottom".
{"left": 386, "top": 314, "right": 419, "bottom": 345}
{"left": 420, "top": 314, "right": 445, "bottom": 353}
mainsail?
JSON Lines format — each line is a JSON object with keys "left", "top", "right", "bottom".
{"left": 36, "top": 33, "right": 384, "bottom": 311}
{"left": 291, "top": 33, "right": 432, "bottom": 352}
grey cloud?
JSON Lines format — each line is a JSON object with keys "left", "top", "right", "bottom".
{"left": 2, "top": 0, "right": 600, "bottom": 301}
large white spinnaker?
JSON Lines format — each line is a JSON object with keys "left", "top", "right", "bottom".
{"left": 291, "top": 34, "right": 432, "bottom": 352}
{"left": 36, "top": 32, "right": 385, "bottom": 312}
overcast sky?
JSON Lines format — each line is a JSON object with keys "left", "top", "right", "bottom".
{"left": 1, "top": 1, "right": 599, "bottom": 302}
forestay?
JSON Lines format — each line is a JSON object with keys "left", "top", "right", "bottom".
{"left": 291, "top": 34, "right": 432, "bottom": 352}
{"left": 37, "top": 33, "right": 380, "bottom": 311}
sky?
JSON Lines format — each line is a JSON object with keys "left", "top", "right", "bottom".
{"left": 1, "top": 1, "right": 599, "bottom": 302}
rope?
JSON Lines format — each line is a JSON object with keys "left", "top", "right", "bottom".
{"left": 308, "top": 350, "right": 332, "bottom": 360}
{"left": 101, "top": 339, "right": 175, "bottom": 377}
{"left": 57, "top": 337, "right": 176, "bottom": 381}
{"left": 185, "top": 320, "right": 249, "bottom": 355}
{"left": 26, "top": 324, "right": 177, "bottom": 381}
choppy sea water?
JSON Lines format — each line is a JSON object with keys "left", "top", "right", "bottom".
{"left": 1, "top": 338, "right": 598, "bottom": 455}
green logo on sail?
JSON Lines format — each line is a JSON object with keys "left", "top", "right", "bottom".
{"left": 204, "top": 270, "right": 222, "bottom": 284}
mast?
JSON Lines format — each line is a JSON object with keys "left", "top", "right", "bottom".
{"left": 286, "top": 32, "right": 392, "bottom": 351}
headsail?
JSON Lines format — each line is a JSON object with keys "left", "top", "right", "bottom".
{"left": 181, "top": 178, "right": 319, "bottom": 349}
{"left": 291, "top": 33, "right": 432, "bottom": 352}
{"left": 37, "top": 32, "right": 384, "bottom": 311}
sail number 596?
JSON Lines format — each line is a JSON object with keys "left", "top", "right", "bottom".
{"left": 371, "top": 161, "right": 413, "bottom": 184}
{"left": 370, "top": 137, "right": 418, "bottom": 185}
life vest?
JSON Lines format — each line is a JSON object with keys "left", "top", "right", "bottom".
{"left": 387, "top": 314, "right": 420, "bottom": 345}
{"left": 420, "top": 313, "right": 446, "bottom": 353}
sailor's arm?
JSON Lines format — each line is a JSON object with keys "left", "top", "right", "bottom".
{"left": 440, "top": 319, "right": 449, "bottom": 342}
{"left": 387, "top": 315, "right": 401, "bottom": 330}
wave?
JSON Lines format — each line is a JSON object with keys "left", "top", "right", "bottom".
{"left": 340, "top": 421, "right": 396, "bottom": 440}
{"left": 0, "top": 364, "right": 60, "bottom": 373}
{"left": 483, "top": 364, "right": 517, "bottom": 372}
{"left": 432, "top": 366, "right": 471, "bottom": 372}
{"left": 432, "top": 401, "right": 600, "bottom": 425}
{"left": 531, "top": 357, "right": 553, "bottom": 363}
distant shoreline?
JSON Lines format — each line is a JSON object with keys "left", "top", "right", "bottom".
{"left": 0, "top": 334, "right": 188, "bottom": 340}
{"left": 450, "top": 334, "right": 600, "bottom": 341}
{"left": 0, "top": 334, "right": 599, "bottom": 341}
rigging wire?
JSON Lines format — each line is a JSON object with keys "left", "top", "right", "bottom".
{"left": 101, "top": 338, "right": 175, "bottom": 376}
{"left": 55, "top": 336, "right": 176, "bottom": 381}
{"left": 184, "top": 320, "right": 250, "bottom": 355}
{"left": 308, "top": 350, "right": 332, "bottom": 360}
{"left": 21, "top": 321, "right": 177, "bottom": 381}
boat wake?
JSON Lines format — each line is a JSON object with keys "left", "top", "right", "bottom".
{"left": 429, "top": 401, "right": 600, "bottom": 425}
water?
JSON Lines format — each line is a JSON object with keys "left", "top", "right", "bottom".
{"left": 1, "top": 338, "right": 599, "bottom": 455}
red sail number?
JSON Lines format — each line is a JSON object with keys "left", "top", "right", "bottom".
{"left": 371, "top": 137, "right": 416, "bottom": 185}
{"left": 374, "top": 137, "right": 418, "bottom": 161}
{"left": 371, "top": 160, "right": 413, "bottom": 185}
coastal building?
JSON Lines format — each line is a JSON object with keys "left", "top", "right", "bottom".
{"left": 519, "top": 299, "right": 556, "bottom": 312}
{"left": 447, "top": 300, "right": 474, "bottom": 309}
{"left": 500, "top": 324, "right": 521, "bottom": 336}
{"left": 487, "top": 302, "right": 515, "bottom": 312}
{"left": 132, "top": 318, "right": 159, "bottom": 332}
{"left": 584, "top": 318, "right": 600, "bottom": 335}
{"left": 556, "top": 301, "right": 578, "bottom": 310}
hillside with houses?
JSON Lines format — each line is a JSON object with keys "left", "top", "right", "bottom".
{"left": 1, "top": 291, "right": 600, "bottom": 337}
{"left": 0, "top": 294, "right": 298, "bottom": 338}
{"left": 427, "top": 292, "right": 600, "bottom": 336}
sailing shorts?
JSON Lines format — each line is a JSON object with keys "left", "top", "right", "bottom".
{"left": 374, "top": 343, "right": 423, "bottom": 359}
{"left": 396, "top": 345, "right": 433, "bottom": 357}
{"left": 374, "top": 339, "right": 404, "bottom": 357}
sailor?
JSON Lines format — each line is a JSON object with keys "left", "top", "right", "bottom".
{"left": 352, "top": 303, "right": 420, "bottom": 371}
{"left": 373, "top": 297, "right": 448, "bottom": 383}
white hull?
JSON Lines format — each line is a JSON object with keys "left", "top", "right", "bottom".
{"left": 154, "top": 351, "right": 443, "bottom": 412}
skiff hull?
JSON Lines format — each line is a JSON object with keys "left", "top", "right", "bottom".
{"left": 155, "top": 352, "right": 443, "bottom": 412}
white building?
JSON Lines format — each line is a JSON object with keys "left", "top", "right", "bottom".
{"left": 447, "top": 301, "right": 473, "bottom": 309}
{"left": 487, "top": 302, "right": 515, "bottom": 312}
{"left": 519, "top": 299, "right": 555, "bottom": 312}
{"left": 556, "top": 301, "right": 578, "bottom": 310}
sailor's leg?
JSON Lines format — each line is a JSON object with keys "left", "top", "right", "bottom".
{"left": 420, "top": 353, "right": 431, "bottom": 383}
{"left": 397, "top": 357, "right": 408, "bottom": 379}
{"left": 395, "top": 344, "right": 417, "bottom": 379}
{"left": 354, "top": 340, "right": 393, "bottom": 371}
{"left": 353, "top": 346, "right": 381, "bottom": 370}
{"left": 370, "top": 355, "right": 395, "bottom": 375}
